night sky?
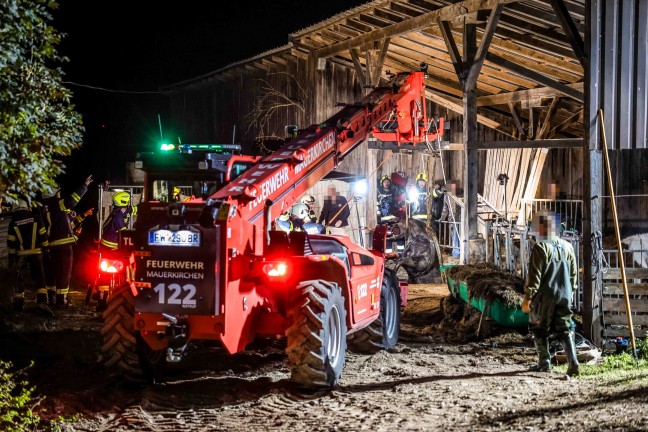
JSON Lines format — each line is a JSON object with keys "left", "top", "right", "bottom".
{"left": 52, "top": 0, "right": 366, "bottom": 188}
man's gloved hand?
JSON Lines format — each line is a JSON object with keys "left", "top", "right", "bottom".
{"left": 83, "top": 208, "right": 94, "bottom": 217}
{"left": 521, "top": 298, "right": 531, "bottom": 313}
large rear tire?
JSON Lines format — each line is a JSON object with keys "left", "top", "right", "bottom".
{"left": 348, "top": 269, "right": 401, "bottom": 353}
{"left": 101, "top": 283, "right": 165, "bottom": 382}
{"left": 286, "top": 280, "right": 347, "bottom": 388}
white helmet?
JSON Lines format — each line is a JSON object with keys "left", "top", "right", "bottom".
{"left": 300, "top": 195, "right": 315, "bottom": 206}
{"left": 290, "top": 203, "right": 310, "bottom": 220}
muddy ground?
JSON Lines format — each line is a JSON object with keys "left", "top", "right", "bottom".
{"left": 1, "top": 284, "right": 647, "bottom": 431}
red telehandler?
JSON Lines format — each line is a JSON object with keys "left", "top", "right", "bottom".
{"left": 102, "top": 71, "right": 444, "bottom": 388}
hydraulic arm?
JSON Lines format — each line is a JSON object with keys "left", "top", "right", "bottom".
{"left": 210, "top": 71, "right": 444, "bottom": 253}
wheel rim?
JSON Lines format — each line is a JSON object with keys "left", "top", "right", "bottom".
{"left": 385, "top": 285, "right": 398, "bottom": 340}
{"left": 327, "top": 305, "right": 342, "bottom": 367}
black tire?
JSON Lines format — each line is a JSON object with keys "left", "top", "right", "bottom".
{"left": 101, "top": 283, "right": 165, "bottom": 382}
{"left": 286, "top": 280, "right": 347, "bottom": 388}
{"left": 348, "top": 269, "right": 401, "bottom": 353}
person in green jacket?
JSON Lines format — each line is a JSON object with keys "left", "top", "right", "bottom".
{"left": 522, "top": 211, "right": 580, "bottom": 376}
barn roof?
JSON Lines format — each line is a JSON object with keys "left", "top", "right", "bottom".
{"left": 166, "top": 0, "right": 585, "bottom": 138}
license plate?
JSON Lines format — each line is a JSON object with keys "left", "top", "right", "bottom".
{"left": 148, "top": 229, "right": 200, "bottom": 247}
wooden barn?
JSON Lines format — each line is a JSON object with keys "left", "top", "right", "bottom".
{"left": 161, "top": 0, "right": 648, "bottom": 344}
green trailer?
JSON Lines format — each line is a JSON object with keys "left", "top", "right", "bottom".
{"left": 440, "top": 265, "right": 528, "bottom": 328}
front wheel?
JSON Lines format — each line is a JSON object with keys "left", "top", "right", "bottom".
{"left": 348, "top": 269, "right": 401, "bottom": 353}
{"left": 101, "top": 283, "right": 165, "bottom": 382}
{"left": 286, "top": 280, "right": 347, "bottom": 388}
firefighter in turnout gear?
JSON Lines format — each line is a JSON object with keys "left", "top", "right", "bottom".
{"left": 409, "top": 173, "right": 429, "bottom": 220}
{"left": 6, "top": 198, "right": 49, "bottom": 309}
{"left": 377, "top": 175, "right": 395, "bottom": 222}
{"left": 522, "top": 211, "right": 580, "bottom": 376}
{"left": 300, "top": 195, "right": 317, "bottom": 221}
{"left": 100, "top": 191, "right": 133, "bottom": 250}
{"left": 43, "top": 175, "right": 93, "bottom": 307}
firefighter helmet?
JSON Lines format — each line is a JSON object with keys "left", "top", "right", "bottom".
{"left": 416, "top": 173, "right": 428, "bottom": 183}
{"left": 173, "top": 187, "right": 181, "bottom": 196}
{"left": 290, "top": 203, "right": 310, "bottom": 220}
{"left": 300, "top": 195, "right": 315, "bottom": 206}
{"left": 112, "top": 191, "right": 131, "bottom": 207}
{"left": 380, "top": 175, "right": 391, "bottom": 185}
{"left": 15, "top": 198, "right": 29, "bottom": 209}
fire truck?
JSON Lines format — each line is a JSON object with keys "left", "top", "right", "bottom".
{"left": 102, "top": 71, "right": 444, "bottom": 388}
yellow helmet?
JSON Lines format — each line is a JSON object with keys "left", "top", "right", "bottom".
{"left": 380, "top": 175, "right": 391, "bottom": 184}
{"left": 173, "top": 187, "right": 181, "bottom": 196}
{"left": 112, "top": 191, "right": 131, "bottom": 207}
{"left": 416, "top": 173, "right": 428, "bottom": 183}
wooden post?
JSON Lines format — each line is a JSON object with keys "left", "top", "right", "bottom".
{"left": 463, "top": 22, "right": 480, "bottom": 263}
{"left": 583, "top": 0, "right": 603, "bottom": 345}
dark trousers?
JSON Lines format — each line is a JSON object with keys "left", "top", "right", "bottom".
{"left": 45, "top": 244, "right": 74, "bottom": 295}
{"left": 13, "top": 254, "right": 46, "bottom": 295}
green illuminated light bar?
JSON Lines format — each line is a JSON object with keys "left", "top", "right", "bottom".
{"left": 159, "top": 143, "right": 242, "bottom": 152}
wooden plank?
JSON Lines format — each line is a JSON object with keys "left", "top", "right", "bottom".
{"left": 315, "top": 0, "right": 519, "bottom": 58}
{"left": 604, "top": 268, "right": 648, "bottom": 280}
{"left": 421, "top": 26, "right": 583, "bottom": 79}
{"left": 603, "top": 314, "right": 648, "bottom": 326}
{"left": 512, "top": 147, "right": 531, "bottom": 215}
{"left": 603, "top": 298, "right": 648, "bottom": 313}
{"left": 603, "top": 282, "right": 648, "bottom": 296}
{"left": 486, "top": 53, "right": 585, "bottom": 102}
{"left": 478, "top": 83, "right": 584, "bottom": 106}
{"left": 604, "top": 327, "right": 648, "bottom": 338}
{"left": 469, "top": 138, "right": 583, "bottom": 149}
{"left": 391, "top": 35, "right": 526, "bottom": 92}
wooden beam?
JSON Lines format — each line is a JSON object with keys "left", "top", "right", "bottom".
{"left": 507, "top": 102, "right": 525, "bottom": 136}
{"left": 372, "top": 38, "right": 391, "bottom": 85}
{"left": 477, "top": 82, "right": 584, "bottom": 106}
{"left": 349, "top": 48, "right": 368, "bottom": 87}
{"left": 549, "top": 109, "right": 583, "bottom": 138}
{"left": 425, "top": 90, "right": 514, "bottom": 136}
{"left": 486, "top": 53, "right": 584, "bottom": 102}
{"left": 549, "top": 0, "right": 587, "bottom": 68}
{"left": 466, "top": 2, "right": 504, "bottom": 89}
{"left": 536, "top": 96, "right": 561, "bottom": 139}
{"left": 315, "top": 0, "right": 519, "bottom": 58}
{"left": 437, "top": 20, "right": 464, "bottom": 83}
{"left": 469, "top": 138, "right": 583, "bottom": 149}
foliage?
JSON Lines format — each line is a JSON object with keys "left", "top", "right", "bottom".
{"left": 0, "top": 360, "right": 41, "bottom": 431}
{"left": 0, "top": 0, "right": 83, "bottom": 205}
{"left": 0, "top": 360, "right": 78, "bottom": 432}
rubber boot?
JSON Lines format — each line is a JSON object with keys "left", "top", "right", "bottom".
{"left": 95, "top": 288, "right": 108, "bottom": 312}
{"left": 13, "top": 296, "right": 25, "bottom": 312}
{"left": 561, "top": 333, "right": 580, "bottom": 377}
{"left": 48, "top": 290, "right": 56, "bottom": 306}
{"left": 55, "top": 294, "right": 69, "bottom": 308}
{"left": 36, "top": 293, "right": 48, "bottom": 304}
{"left": 529, "top": 336, "right": 551, "bottom": 372}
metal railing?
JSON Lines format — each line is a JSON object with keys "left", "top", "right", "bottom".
{"left": 520, "top": 198, "right": 583, "bottom": 233}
